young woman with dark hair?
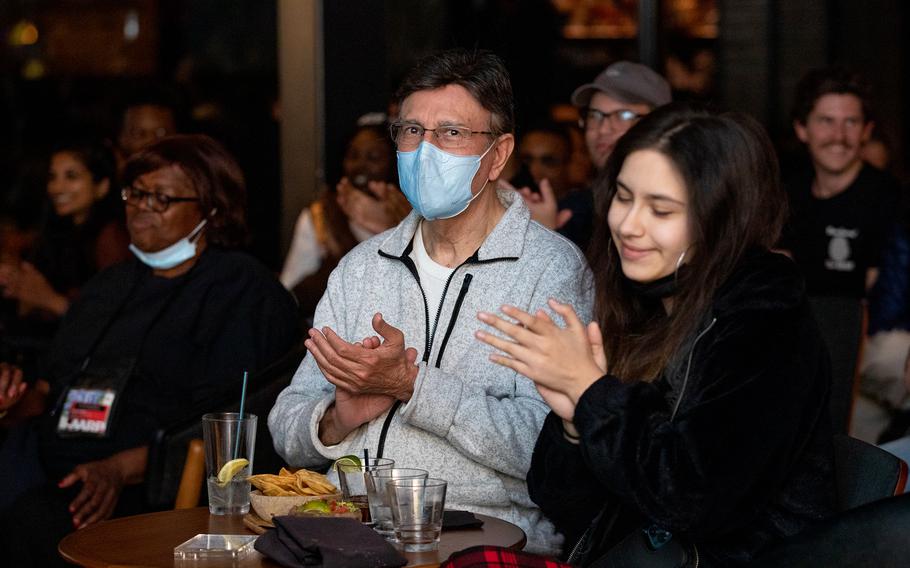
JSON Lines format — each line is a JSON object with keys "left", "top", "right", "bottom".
{"left": 0, "top": 139, "right": 129, "bottom": 319}
{"left": 472, "top": 104, "right": 835, "bottom": 566}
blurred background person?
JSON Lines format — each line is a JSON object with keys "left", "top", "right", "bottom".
{"left": 0, "top": 138, "right": 129, "bottom": 377}
{"left": 780, "top": 67, "right": 899, "bottom": 299}
{"left": 114, "top": 90, "right": 181, "bottom": 173}
{"left": 0, "top": 134, "right": 300, "bottom": 568}
{"left": 508, "top": 62, "right": 672, "bottom": 257}
{"left": 572, "top": 61, "right": 673, "bottom": 175}
{"left": 279, "top": 119, "right": 409, "bottom": 318}
{"left": 862, "top": 126, "right": 892, "bottom": 172}
{"left": 1, "top": 139, "right": 129, "bottom": 318}
{"left": 505, "top": 121, "right": 594, "bottom": 251}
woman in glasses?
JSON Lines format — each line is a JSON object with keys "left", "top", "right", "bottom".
{"left": 0, "top": 138, "right": 129, "bottom": 320}
{"left": 473, "top": 105, "right": 835, "bottom": 566}
{"left": 0, "top": 134, "right": 300, "bottom": 567}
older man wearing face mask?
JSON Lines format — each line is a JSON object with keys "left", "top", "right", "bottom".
{"left": 269, "top": 49, "right": 593, "bottom": 554}
{"left": 0, "top": 135, "right": 299, "bottom": 568}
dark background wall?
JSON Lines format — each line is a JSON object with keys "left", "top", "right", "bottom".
{"left": 1, "top": 0, "right": 908, "bottom": 267}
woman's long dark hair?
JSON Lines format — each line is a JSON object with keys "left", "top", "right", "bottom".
{"left": 589, "top": 104, "right": 786, "bottom": 381}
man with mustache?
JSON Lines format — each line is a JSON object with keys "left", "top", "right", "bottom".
{"left": 781, "top": 68, "right": 903, "bottom": 443}
{"left": 782, "top": 67, "right": 899, "bottom": 299}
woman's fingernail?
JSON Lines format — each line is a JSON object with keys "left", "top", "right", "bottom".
{"left": 475, "top": 330, "right": 486, "bottom": 339}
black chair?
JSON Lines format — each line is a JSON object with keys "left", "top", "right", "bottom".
{"left": 808, "top": 296, "right": 866, "bottom": 435}
{"left": 833, "top": 434, "right": 908, "bottom": 512}
{"left": 751, "top": 436, "right": 908, "bottom": 566}
{"left": 751, "top": 492, "right": 910, "bottom": 567}
{"left": 145, "top": 344, "right": 306, "bottom": 510}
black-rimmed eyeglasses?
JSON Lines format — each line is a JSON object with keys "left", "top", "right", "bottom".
{"left": 579, "top": 108, "right": 642, "bottom": 129}
{"left": 121, "top": 187, "right": 200, "bottom": 213}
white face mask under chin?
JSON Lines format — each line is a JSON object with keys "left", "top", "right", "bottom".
{"left": 129, "top": 218, "right": 208, "bottom": 270}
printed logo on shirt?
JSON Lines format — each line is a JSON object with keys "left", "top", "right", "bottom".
{"left": 824, "top": 225, "right": 857, "bottom": 272}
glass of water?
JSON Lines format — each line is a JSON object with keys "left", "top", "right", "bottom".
{"left": 336, "top": 457, "right": 395, "bottom": 523}
{"left": 366, "top": 467, "right": 429, "bottom": 538}
{"left": 202, "top": 412, "right": 257, "bottom": 515}
{"left": 388, "top": 478, "right": 447, "bottom": 552}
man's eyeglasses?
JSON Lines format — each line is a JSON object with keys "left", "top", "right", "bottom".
{"left": 579, "top": 108, "right": 642, "bottom": 129}
{"left": 121, "top": 187, "right": 200, "bottom": 213}
{"left": 390, "top": 121, "right": 494, "bottom": 151}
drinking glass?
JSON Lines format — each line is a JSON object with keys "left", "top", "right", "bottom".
{"left": 366, "top": 468, "right": 429, "bottom": 538}
{"left": 389, "top": 478, "right": 447, "bottom": 552}
{"left": 202, "top": 412, "right": 257, "bottom": 515}
{"left": 336, "top": 457, "right": 395, "bottom": 523}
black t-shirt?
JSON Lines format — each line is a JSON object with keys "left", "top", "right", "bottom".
{"left": 782, "top": 164, "right": 900, "bottom": 298}
{"left": 38, "top": 248, "right": 301, "bottom": 477}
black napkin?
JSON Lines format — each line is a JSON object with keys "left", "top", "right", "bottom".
{"left": 254, "top": 516, "right": 408, "bottom": 568}
{"left": 442, "top": 510, "right": 484, "bottom": 530}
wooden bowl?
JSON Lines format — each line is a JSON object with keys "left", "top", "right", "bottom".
{"left": 249, "top": 490, "right": 342, "bottom": 520}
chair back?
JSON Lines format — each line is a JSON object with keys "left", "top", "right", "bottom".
{"left": 833, "top": 434, "right": 907, "bottom": 512}
{"left": 145, "top": 345, "right": 306, "bottom": 509}
{"left": 752, "top": 492, "right": 910, "bottom": 567}
{"left": 174, "top": 439, "right": 205, "bottom": 509}
{"left": 808, "top": 296, "right": 866, "bottom": 435}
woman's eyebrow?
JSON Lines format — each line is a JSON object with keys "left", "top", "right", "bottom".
{"left": 616, "top": 180, "right": 685, "bottom": 206}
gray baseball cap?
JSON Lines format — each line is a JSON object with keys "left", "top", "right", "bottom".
{"left": 571, "top": 61, "right": 672, "bottom": 109}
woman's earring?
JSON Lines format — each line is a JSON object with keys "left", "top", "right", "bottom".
{"left": 675, "top": 249, "right": 687, "bottom": 271}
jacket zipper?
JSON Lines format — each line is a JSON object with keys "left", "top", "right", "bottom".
{"left": 669, "top": 317, "right": 716, "bottom": 422}
{"left": 374, "top": 245, "right": 515, "bottom": 458}
{"left": 434, "top": 274, "right": 473, "bottom": 367}
{"left": 569, "top": 319, "right": 716, "bottom": 562}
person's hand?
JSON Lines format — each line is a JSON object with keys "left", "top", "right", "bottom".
{"left": 59, "top": 447, "right": 147, "bottom": 529}
{"left": 0, "top": 261, "right": 69, "bottom": 315}
{"left": 535, "top": 383, "right": 578, "bottom": 423}
{"left": 513, "top": 179, "right": 573, "bottom": 230}
{"left": 312, "top": 314, "right": 419, "bottom": 444}
{"left": 476, "top": 299, "right": 605, "bottom": 409}
{"left": 374, "top": 181, "right": 411, "bottom": 226}
{"left": 307, "top": 313, "right": 420, "bottom": 401}
{"left": 0, "top": 262, "right": 19, "bottom": 297}
{"left": 0, "top": 363, "right": 27, "bottom": 412}
{"left": 337, "top": 178, "right": 408, "bottom": 234}
{"left": 59, "top": 459, "right": 126, "bottom": 528}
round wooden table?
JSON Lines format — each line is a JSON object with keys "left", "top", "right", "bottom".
{"left": 58, "top": 507, "right": 526, "bottom": 567}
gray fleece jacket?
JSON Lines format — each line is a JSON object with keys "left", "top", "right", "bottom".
{"left": 269, "top": 190, "right": 593, "bottom": 554}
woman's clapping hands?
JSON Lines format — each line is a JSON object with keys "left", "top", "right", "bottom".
{"left": 476, "top": 299, "right": 606, "bottom": 421}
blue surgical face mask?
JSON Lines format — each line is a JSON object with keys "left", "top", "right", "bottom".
{"left": 129, "top": 217, "right": 208, "bottom": 270}
{"left": 397, "top": 141, "right": 495, "bottom": 220}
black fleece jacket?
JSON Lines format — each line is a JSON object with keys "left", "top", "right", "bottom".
{"left": 527, "top": 250, "right": 836, "bottom": 566}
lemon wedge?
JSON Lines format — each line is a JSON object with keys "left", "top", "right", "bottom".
{"left": 332, "top": 455, "right": 362, "bottom": 473}
{"left": 217, "top": 458, "right": 249, "bottom": 487}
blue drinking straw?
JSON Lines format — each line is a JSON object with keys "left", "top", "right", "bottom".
{"left": 233, "top": 370, "right": 249, "bottom": 460}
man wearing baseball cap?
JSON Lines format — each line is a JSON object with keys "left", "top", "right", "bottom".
{"left": 511, "top": 61, "right": 671, "bottom": 240}
{"left": 572, "top": 61, "right": 672, "bottom": 170}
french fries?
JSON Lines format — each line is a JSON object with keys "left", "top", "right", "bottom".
{"left": 248, "top": 467, "right": 337, "bottom": 497}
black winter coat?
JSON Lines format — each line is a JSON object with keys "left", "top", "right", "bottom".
{"left": 527, "top": 251, "right": 835, "bottom": 566}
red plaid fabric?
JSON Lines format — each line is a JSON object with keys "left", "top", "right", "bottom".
{"left": 441, "top": 545, "right": 572, "bottom": 568}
